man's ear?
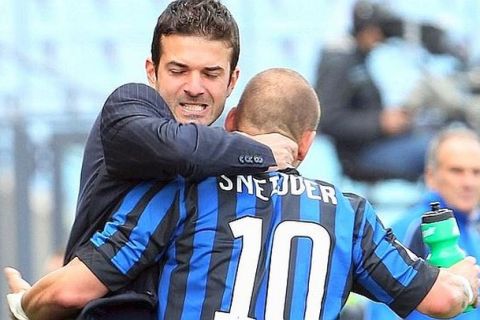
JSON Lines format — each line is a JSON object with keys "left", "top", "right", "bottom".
{"left": 297, "top": 130, "right": 316, "bottom": 161}
{"left": 226, "top": 67, "right": 240, "bottom": 97}
{"left": 425, "top": 166, "right": 435, "bottom": 189}
{"left": 224, "top": 107, "right": 238, "bottom": 132}
{"left": 145, "top": 57, "right": 156, "bottom": 86}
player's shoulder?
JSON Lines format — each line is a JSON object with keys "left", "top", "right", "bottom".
{"left": 305, "top": 175, "right": 362, "bottom": 198}
{"left": 305, "top": 176, "right": 367, "bottom": 209}
{"left": 339, "top": 191, "right": 371, "bottom": 218}
{"left": 304, "top": 176, "right": 336, "bottom": 189}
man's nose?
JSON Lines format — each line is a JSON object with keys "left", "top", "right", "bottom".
{"left": 184, "top": 72, "right": 205, "bottom": 97}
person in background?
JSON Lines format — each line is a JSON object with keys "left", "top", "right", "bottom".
{"left": 366, "top": 125, "right": 480, "bottom": 320}
{"left": 5, "top": 68, "right": 480, "bottom": 320}
{"left": 314, "top": 0, "right": 434, "bottom": 182}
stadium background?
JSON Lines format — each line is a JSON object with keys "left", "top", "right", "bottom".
{"left": 1, "top": 1, "right": 480, "bottom": 318}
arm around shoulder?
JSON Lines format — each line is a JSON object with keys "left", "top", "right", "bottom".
{"left": 100, "top": 83, "right": 277, "bottom": 180}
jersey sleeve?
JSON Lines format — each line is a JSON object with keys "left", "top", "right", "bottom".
{"left": 76, "top": 180, "right": 184, "bottom": 292}
{"left": 351, "top": 199, "right": 439, "bottom": 318}
{"left": 101, "top": 83, "right": 275, "bottom": 181}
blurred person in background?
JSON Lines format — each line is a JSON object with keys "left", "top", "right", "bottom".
{"left": 5, "top": 68, "right": 480, "bottom": 320}
{"left": 366, "top": 2, "right": 480, "bottom": 134}
{"left": 366, "top": 125, "right": 480, "bottom": 320}
{"left": 314, "top": 0, "right": 474, "bottom": 183}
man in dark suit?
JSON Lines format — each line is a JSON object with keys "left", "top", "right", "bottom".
{"left": 64, "top": 0, "right": 298, "bottom": 265}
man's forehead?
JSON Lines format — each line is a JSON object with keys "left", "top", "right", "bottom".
{"left": 159, "top": 35, "right": 232, "bottom": 68}
{"left": 160, "top": 34, "right": 232, "bottom": 53}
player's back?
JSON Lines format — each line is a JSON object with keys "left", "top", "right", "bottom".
{"left": 158, "top": 168, "right": 362, "bottom": 320}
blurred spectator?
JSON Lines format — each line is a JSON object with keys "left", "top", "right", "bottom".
{"left": 314, "top": 0, "right": 467, "bottom": 182}
{"left": 367, "top": 21, "right": 480, "bottom": 133}
{"left": 365, "top": 125, "right": 480, "bottom": 320}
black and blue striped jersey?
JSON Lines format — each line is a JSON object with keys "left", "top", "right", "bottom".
{"left": 77, "top": 169, "right": 438, "bottom": 320}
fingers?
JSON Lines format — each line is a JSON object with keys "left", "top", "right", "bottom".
{"left": 4, "top": 267, "right": 21, "bottom": 291}
{"left": 472, "top": 264, "right": 480, "bottom": 306}
{"left": 247, "top": 132, "right": 298, "bottom": 170}
{"left": 464, "top": 256, "right": 477, "bottom": 264}
{"left": 3, "top": 267, "right": 31, "bottom": 293}
{"left": 4, "top": 267, "right": 21, "bottom": 278}
{"left": 449, "top": 256, "right": 480, "bottom": 307}
{"left": 271, "top": 135, "right": 298, "bottom": 170}
{"left": 464, "top": 257, "right": 480, "bottom": 307}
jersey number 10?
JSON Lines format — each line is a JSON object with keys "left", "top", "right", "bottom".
{"left": 214, "top": 216, "right": 331, "bottom": 320}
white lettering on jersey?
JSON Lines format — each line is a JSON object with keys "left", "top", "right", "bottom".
{"left": 218, "top": 174, "right": 337, "bottom": 204}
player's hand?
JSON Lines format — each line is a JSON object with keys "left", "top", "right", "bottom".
{"left": 4, "top": 267, "right": 31, "bottom": 320}
{"left": 4, "top": 267, "right": 31, "bottom": 293}
{"left": 448, "top": 256, "right": 480, "bottom": 307}
{"left": 246, "top": 132, "right": 298, "bottom": 170}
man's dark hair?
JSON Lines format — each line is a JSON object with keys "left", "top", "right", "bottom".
{"left": 151, "top": 0, "right": 240, "bottom": 74}
{"left": 351, "top": 0, "right": 399, "bottom": 36}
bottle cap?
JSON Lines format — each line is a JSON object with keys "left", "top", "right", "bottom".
{"left": 422, "top": 202, "right": 454, "bottom": 223}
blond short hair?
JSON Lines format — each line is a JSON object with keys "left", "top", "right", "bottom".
{"left": 235, "top": 68, "right": 320, "bottom": 141}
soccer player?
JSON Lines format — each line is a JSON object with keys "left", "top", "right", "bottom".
{"left": 6, "top": 68, "right": 480, "bottom": 320}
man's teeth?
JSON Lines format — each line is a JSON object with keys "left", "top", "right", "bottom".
{"left": 181, "top": 104, "right": 206, "bottom": 112}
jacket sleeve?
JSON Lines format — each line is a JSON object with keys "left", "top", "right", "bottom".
{"left": 315, "top": 50, "right": 383, "bottom": 144}
{"left": 100, "top": 83, "right": 275, "bottom": 181}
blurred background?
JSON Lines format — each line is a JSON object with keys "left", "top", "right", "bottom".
{"left": 1, "top": 0, "right": 480, "bottom": 319}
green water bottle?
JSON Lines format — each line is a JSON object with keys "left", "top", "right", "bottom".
{"left": 421, "top": 202, "right": 473, "bottom": 312}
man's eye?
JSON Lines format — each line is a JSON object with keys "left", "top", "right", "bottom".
{"left": 170, "top": 69, "right": 185, "bottom": 74}
{"left": 205, "top": 73, "right": 220, "bottom": 78}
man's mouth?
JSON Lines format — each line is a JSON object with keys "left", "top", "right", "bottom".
{"left": 180, "top": 103, "right": 208, "bottom": 113}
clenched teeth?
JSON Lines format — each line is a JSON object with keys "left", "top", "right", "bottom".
{"left": 180, "top": 103, "right": 207, "bottom": 112}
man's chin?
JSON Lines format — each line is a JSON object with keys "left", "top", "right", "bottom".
{"left": 453, "top": 200, "right": 477, "bottom": 214}
{"left": 179, "top": 117, "right": 210, "bottom": 125}
{"left": 174, "top": 110, "right": 217, "bottom": 125}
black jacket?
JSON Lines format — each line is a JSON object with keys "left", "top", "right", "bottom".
{"left": 315, "top": 46, "right": 385, "bottom": 180}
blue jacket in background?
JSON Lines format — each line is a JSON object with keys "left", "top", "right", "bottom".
{"left": 365, "top": 191, "right": 480, "bottom": 320}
